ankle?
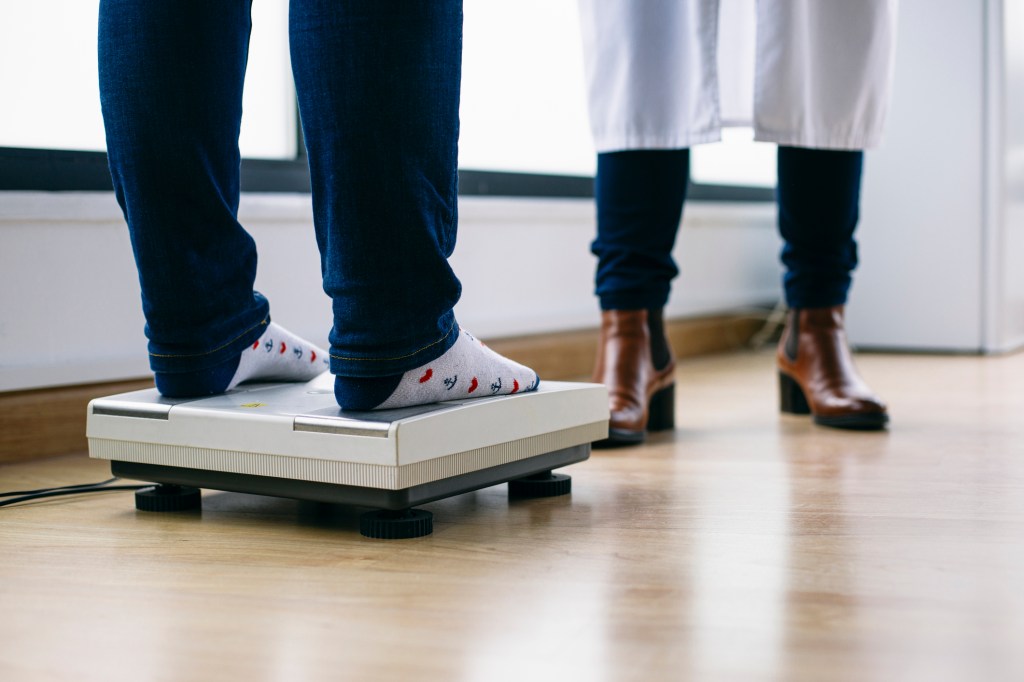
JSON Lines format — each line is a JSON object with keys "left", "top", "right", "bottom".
{"left": 154, "top": 354, "right": 241, "bottom": 398}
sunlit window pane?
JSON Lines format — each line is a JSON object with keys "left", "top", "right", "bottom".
{"left": 0, "top": 2, "right": 106, "bottom": 152}
{"left": 0, "top": 1, "right": 296, "bottom": 159}
{"left": 459, "top": 0, "right": 595, "bottom": 177}
{"left": 460, "top": 2, "right": 772, "bottom": 189}
{"left": 239, "top": 1, "right": 297, "bottom": 160}
{"left": 690, "top": 128, "right": 777, "bottom": 188}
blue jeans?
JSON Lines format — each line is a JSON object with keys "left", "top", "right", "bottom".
{"left": 99, "top": 0, "right": 463, "bottom": 378}
{"left": 592, "top": 147, "right": 863, "bottom": 310}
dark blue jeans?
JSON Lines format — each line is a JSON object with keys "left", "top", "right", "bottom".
{"left": 592, "top": 146, "right": 863, "bottom": 310}
{"left": 99, "top": 0, "right": 463, "bottom": 378}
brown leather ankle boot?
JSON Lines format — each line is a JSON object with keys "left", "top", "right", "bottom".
{"left": 592, "top": 310, "right": 676, "bottom": 446}
{"left": 776, "top": 306, "right": 888, "bottom": 430}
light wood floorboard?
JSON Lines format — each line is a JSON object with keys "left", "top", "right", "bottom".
{"left": 1, "top": 350, "right": 1022, "bottom": 682}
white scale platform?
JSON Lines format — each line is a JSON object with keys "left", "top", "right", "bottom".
{"left": 87, "top": 374, "right": 608, "bottom": 511}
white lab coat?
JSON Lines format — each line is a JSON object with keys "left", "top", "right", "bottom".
{"left": 578, "top": 0, "right": 898, "bottom": 151}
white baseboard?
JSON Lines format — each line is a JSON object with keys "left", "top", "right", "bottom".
{"left": 0, "top": 192, "right": 780, "bottom": 392}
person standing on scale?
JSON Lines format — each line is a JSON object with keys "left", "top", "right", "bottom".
{"left": 99, "top": 0, "right": 538, "bottom": 411}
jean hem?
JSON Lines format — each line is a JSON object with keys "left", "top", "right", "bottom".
{"left": 148, "top": 315, "right": 269, "bottom": 374}
{"left": 785, "top": 294, "right": 850, "bottom": 310}
{"left": 330, "top": 318, "right": 460, "bottom": 378}
{"left": 599, "top": 293, "right": 671, "bottom": 311}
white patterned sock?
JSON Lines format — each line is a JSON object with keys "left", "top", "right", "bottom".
{"left": 339, "top": 328, "right": 539, "bottom": 410}
{"left": 228, "top": 322, "right": 329, "bottom": 390}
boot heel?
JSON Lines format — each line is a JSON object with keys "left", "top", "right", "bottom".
{"left": 779, "top": 372, "right": 811, "bottom": 415}
{"left": 646, "top": 384, "right": 675, "bottom": 432}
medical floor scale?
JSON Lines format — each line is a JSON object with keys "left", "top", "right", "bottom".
{"left": 87, "top": 374, "right": 608, "bottom": 539}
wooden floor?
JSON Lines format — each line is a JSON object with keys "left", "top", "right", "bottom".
{"left": 2, "top": 350, "right": 1023, "bottom": 682}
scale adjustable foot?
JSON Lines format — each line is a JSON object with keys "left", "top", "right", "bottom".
{"left": 134, "top": 484, "right": 202, "bottom": 512}
{"left": 360, "top": 508, "right": 433, "bottom": 539}
{"left": 508, "top": 470, "right": 571, "bottom": 498}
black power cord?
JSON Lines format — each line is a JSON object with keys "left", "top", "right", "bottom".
{"left": 0, "top": 477, "right": 147, "bottom": 508}
{"left": 1, "top": 477, "right": 121, "bottom": 497}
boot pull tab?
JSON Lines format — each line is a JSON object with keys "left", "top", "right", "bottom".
{"left": 784, "top": 309, "right": 800, "bottom": 362}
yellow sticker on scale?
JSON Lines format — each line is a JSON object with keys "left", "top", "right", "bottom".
{"left": 240, "top": 402, "right": 266, "bottom": 408}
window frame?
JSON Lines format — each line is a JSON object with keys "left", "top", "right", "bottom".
{"left": 0, "top": 144, "right": 774, "bottom": 202}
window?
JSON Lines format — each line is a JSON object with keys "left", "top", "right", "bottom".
{"left": 1, "top": 0, "right": 772, "bottom": 199}
{"left": 0, "top": 0, "right": 295, "bottom": 159}
{"left": 690, "top": 128, "right": 777, "bottom": 188}
{"left": 460, "top": 0, "right": 593, "bottom": 177}
{"left": 459, "top": 0, "right": 772, "bottom": 200}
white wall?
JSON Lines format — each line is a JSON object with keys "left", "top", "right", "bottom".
{"left": 997, "top": 0, "right": 1024, "bottom": 350}
{"left": 848, "top": 0, "right": 1024, "bottom": 353}
{"left": 847, "top": 0, "right": 986, "bottom": 351}
{"left": 0, "top": 192, "right": 781, "bottom": 392}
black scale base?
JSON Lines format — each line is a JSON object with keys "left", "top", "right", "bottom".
{"left": 127, "top": 466, "right": 575, "bottom": 540}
